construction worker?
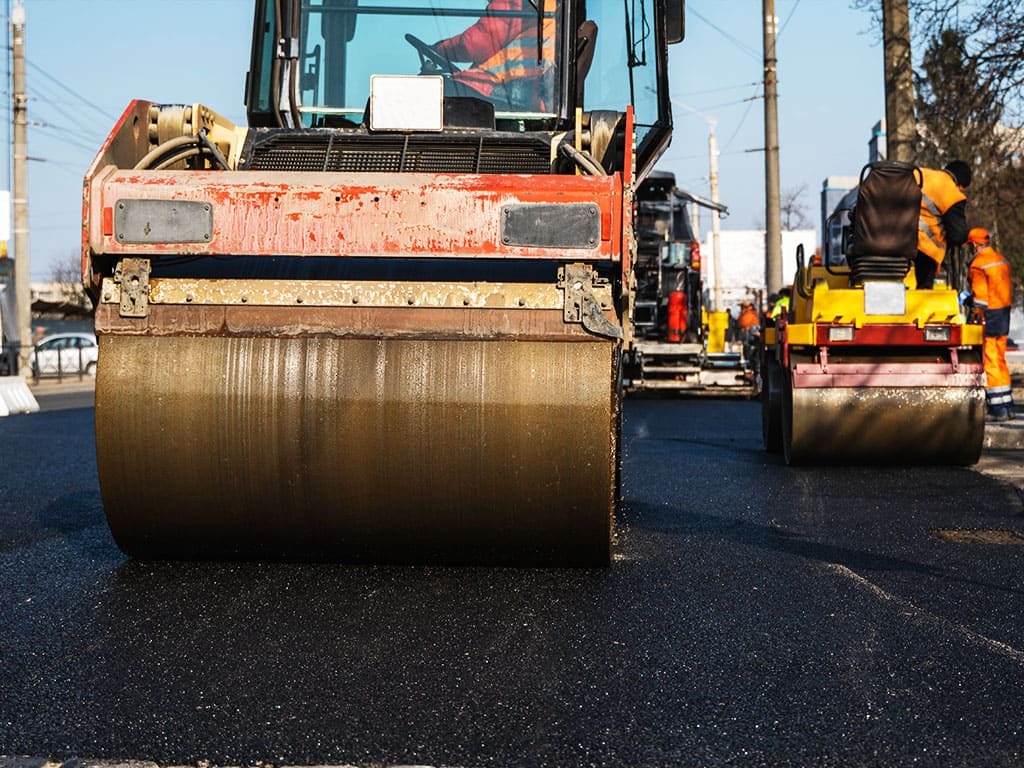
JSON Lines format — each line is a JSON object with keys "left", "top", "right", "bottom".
{"left": 737, "top": 301, "right": 759, "bottom": 332}
{"left": 768, "top": 286, "right": 791, "bottom": 322}
{"left": 737, "top": 300, "right": 760, "bottom": 364}
{"left": 966, "top": 227, "right": 1015, "bottom": 421}
{"left": 433, "top": 0, "right": 555, "bottom": 111}
{"left": 915, "top": 160, "right": 971, "bottom": 290}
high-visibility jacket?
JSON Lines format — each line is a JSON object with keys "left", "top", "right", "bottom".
{"left": 769, "top": 294, "right": 790, "bottom": 319}
{"left": 737, "top": 306, "right": 759, "bottom": 330}
{"left": 435, "top": 0, "right": 555, "bottom": 105}
{"left": 918, "top": 167, "right": 967, "bottom": 266}
{"left": 969, "top": 244, "right": 1013, "bottom": 337}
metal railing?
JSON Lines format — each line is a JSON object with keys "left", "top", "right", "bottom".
{"left": 32, "top": 342, "right": 90, "bottom": 382}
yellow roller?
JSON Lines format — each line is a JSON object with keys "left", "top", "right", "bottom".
{"left": 762, "top": 160, "right": 988, "bottom": 466}
{"left": 763, "top": 247, "right": 987, "bottom": 466}
{"left": 95, "top": 332, "right": 617, "bottom": 565}
{"left": 784, "top": 385, "right": 985, "bottom": 465}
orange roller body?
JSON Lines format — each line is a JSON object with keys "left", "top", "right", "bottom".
{"left": 81, "top": 1, "right": 687, "bottom": 565}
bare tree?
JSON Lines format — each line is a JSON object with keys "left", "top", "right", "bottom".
{"left": 853, "top": 0, "right": 1024, "bottom": 126}
{"left": 780, "top": 184, "right": 812, "bottom": 230}
{"left": 915, "top": 27, "right": 1022, "bottom": 292}
{"left": 49, "top": 250, "right": 81, "bottom": 284}
{"left": 851, "top": 0, "right": 1023, "bottom": 293}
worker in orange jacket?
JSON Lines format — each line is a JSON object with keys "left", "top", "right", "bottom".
{"left": 737, "top": 301, "right": 759, "bottom": 332}
{"left": 967, "top": 227, "right": 1015, "bottom": 421}
{"left": 737, "top": 300, "right": 760, "bottom": 365}
{"left": 915, "top": 160, "right": 971, "bottom": 289}
{"left": 433, "top": 0, "right": 555, "bottom": 111}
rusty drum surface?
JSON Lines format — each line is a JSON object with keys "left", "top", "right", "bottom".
{"left": 95, "top": 330, "right": 618, "bottom": 566}
{"left": 783, "top": 385, "right": 986, "bottom": 466}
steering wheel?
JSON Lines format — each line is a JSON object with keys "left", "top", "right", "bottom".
{"left": 405, "top": 33, "right": 460, "bottom": 76}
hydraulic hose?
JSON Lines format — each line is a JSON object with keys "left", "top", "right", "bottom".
{"left": 558, "top": 140, "right": 606, "bottom": 176}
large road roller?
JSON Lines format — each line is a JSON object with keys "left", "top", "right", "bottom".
{"left": 761, "top": 162, "right": 986, "bottom": 465}
{"left": 83, "top": 1, "right": 687, "bottom": 564}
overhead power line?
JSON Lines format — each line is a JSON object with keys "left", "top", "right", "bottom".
{"left": 26, "top": 58, "right": 117, "bottom": 124}
{"left": 687, "top": 5, "right": 761, "bottom": 61}
{"left": 778, "top": 0, "right": 803, "bottom": 37}
{"left": 32, "top": 122, "right": 103, "bottom": 154}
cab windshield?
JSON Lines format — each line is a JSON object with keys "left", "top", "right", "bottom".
{"left": 292, "top": 1, "right": 560, "bottom": 124}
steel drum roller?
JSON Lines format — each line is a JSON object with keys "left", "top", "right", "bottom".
{"left": 95, "top": 334, "right": 616, "bottom": 565}
{"left": 784, "top": 385, "right": 985, "bottom": 465}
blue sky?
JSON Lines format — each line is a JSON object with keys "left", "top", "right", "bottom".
{"left": 6, "top": 0, "right": 886, "bottom": 280}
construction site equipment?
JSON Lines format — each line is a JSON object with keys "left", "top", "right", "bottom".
{"left": 83, "top": 0, "right": 686, "bottom": 565}
{"left": 622, "top": 172, "right": 754, "bottom": 395}
{"left": 761, "top": 161, "right": 985, "bottom": 465}
{"left": 0, "top": 282, "right": 37, "bottom": 415}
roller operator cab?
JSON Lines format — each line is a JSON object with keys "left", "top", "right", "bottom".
{"left": 83, "top": 1, "right": 685, "bottom": 565}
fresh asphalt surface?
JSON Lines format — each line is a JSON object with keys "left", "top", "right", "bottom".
{"left": 2, "top": 394, "right": 1024, "bottom": 767}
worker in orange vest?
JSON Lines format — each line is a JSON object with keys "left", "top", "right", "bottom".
{"left": 966, "top": 227, "right": 1015, "bottom": 421}
{"left": 737, "top": 300, "right": 760, "bottom": 365}
{"left": 737, "top": 301, "right": 759, "bottom": 331}
{"left": 915, "top": 160, "right": 971, "bottom": 289}
{"left": 433, "top": 0, "right": 556, "bottom": 111}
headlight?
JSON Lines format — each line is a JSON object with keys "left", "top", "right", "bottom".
{"left": 924, "top": 326, "right": 951, "bottom": 342}
{"left": 828, "top": 326, "right": 855, "bottom": 342}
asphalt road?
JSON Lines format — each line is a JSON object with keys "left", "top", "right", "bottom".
{"left": 2, "top": 396, "right": 1024, "bottom": 767}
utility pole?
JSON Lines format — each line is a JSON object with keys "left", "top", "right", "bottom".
{"left": 762, "top": 0, "right": 782, "bottom": 294}
{"left": 882, "top": 0, "right": 915, "bottom": 162}
{"left": 666, "top": 97, "right": 724, "bottom": 309}
{"left": 11, "top": 0, "right": 31, "bottom": 375}
{"left": 708, "top": 123, "right": 722, "bottom": 311}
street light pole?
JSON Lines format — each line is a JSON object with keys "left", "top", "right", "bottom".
{"left": 707, "top": 122, "right": 722, "bottom": 311}
{"left": 669, "top": 98, "right": 723, "bottom": 310}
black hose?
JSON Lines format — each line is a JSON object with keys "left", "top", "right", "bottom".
{"left": 133, "top": 135, "right": 199, "bottom": 170}
{"left": 198, "top": 129, "right": 230, "bottom": 170}
{"left": 558, "top": 141, "right": 606, "bottom": 176}
{"left": 134, "top": 135, "right": 229, "bottom": 171}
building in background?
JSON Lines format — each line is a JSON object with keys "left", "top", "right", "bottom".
{"left": 702, "top": 229, "right": 816, "bottom": 312}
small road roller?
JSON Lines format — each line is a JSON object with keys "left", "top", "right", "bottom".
{"left": 761, "top": 162, "right": 986, "bottom": 465}
{"left": 83, "top": 0, "right": 687, "bottom": 565}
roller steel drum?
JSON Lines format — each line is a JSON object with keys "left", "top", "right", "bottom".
{"left": 782, "top": 385, "right": 986, "bottom": 466}
{"left": 95, "top": 334, "right": 617, "bottom": 565}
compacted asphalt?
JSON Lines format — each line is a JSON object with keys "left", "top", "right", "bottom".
{"left": 2, "top": 397, "right": 1023, "bottom": 767}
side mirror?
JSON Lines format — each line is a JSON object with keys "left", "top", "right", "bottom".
{"left": 665, "top": 0, "right": 685, "bottom": 44}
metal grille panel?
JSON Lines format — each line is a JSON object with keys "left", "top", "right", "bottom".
{"left": 244, "top": 131, "right": 553, "bottom": 174}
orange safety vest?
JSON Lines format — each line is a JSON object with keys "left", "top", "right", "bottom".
{"left": 918, "top": 167, "right": 966, "bottom": 265}
{"left": 738, "top": 306, "right": 759, "bottom": 330}
{"left": 443, "top": 0, "right": 556, "bottom": 105}
{"left": 969, "top": 245, "right": 1012, "bottom": 311}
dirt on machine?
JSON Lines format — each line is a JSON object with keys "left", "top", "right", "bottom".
{"left": 621, "top": 171, "right": 756, "bottom": 396}
{"left": 82, "top": 0, "right": 688, "bottom": 565}
{"left": 761, "top": 161, "right": 986, "bottom": 465}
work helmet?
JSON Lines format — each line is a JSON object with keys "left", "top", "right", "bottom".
{"left": 967, "top": 227, "right": 991, "bottom": 245}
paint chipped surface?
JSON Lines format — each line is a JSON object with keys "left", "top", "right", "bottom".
{"left": 88, "top": 170, "right": 622, "bottom": 259}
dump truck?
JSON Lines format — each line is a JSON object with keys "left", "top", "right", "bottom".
{"left": 622, "top": 171, "right": 753, "bottom": 395}
{"left": 83, "top": 0, "right": 687, "bottom": 565}
{"left": 761, "top": 161, "right": 985, "bottom": 465}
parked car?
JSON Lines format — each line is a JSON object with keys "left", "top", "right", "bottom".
{"left": 30, "top": 332, "right": 98, "bottom": 378}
